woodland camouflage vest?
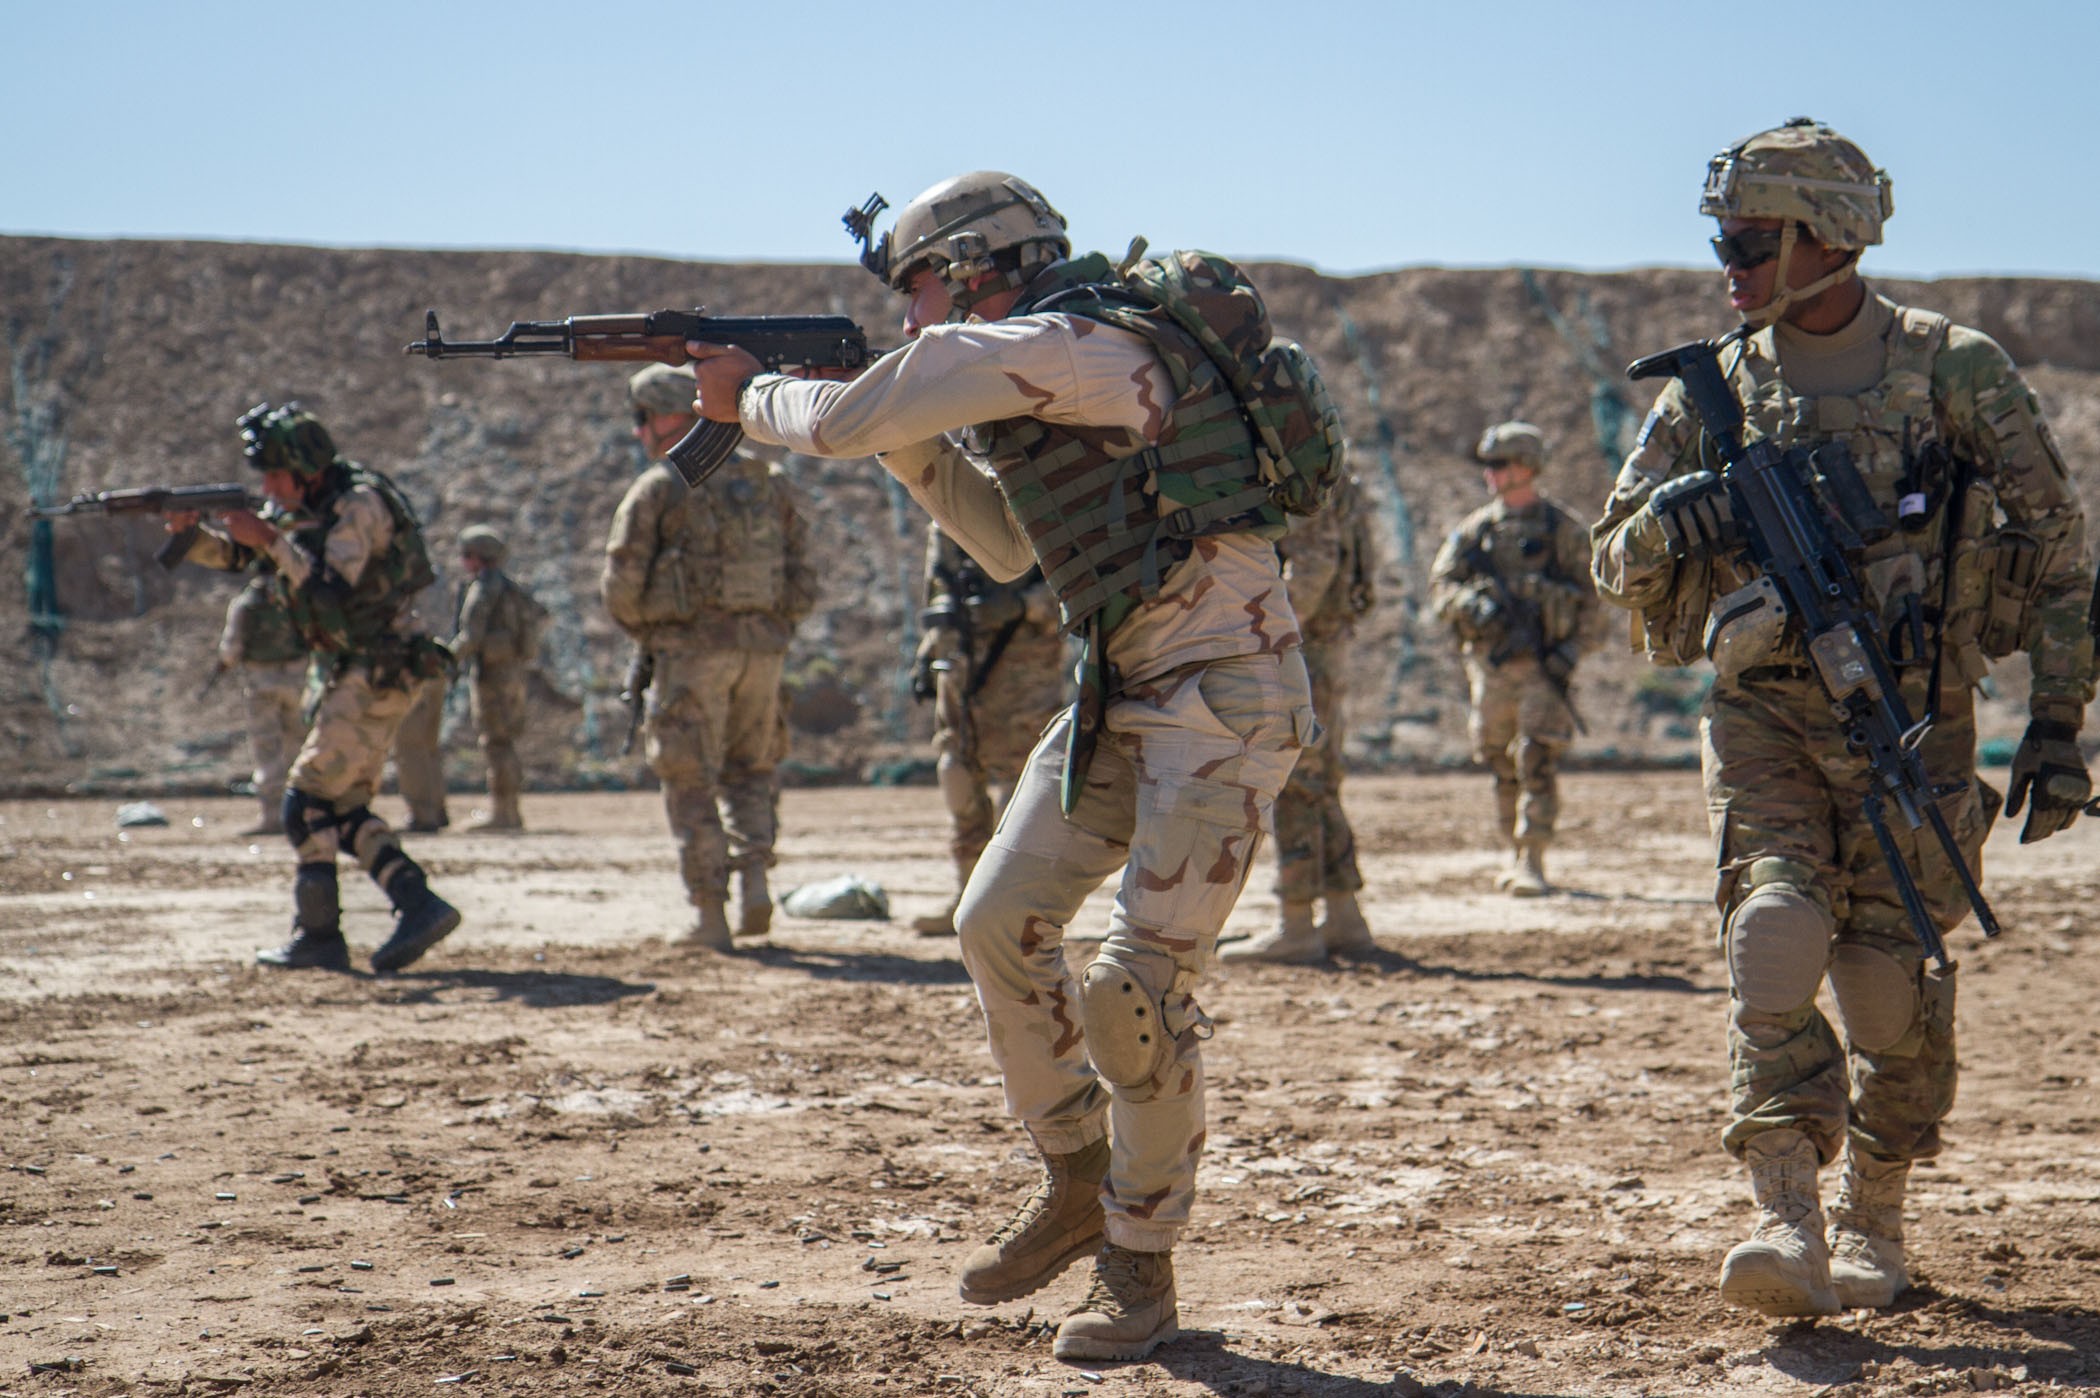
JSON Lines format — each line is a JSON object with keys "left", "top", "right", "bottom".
{"left": 279, "top": 464, "right": 436, "bottom": 662}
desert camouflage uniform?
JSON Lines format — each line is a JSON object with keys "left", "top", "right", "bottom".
{"left": 602, "top": 452, "right": 817, "bottom": 917}
{"left": 1430, "top": 495, "right": 1595, "bottom": 856}
{"left": 915, "top": 523, "right": 1069, "bottom": 928}
{"left": 1271, "top": 471, "right": 1376, "bottom": 907}
{"left": 392, "top": 672, "right": 450, "bottom": 830}
{"left": 218, "top": 573, "right": 310, "bottom": 833}
{"left": 1592, "top": 289, "right": 2095, "bottom": 1169}
{"left": 450, "top": 565, "right": 538, "bottom": 829}
{"left": 739, "top": 279, "right": 1312, "bottom": 1251}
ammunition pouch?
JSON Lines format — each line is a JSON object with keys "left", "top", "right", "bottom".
{"left": 1981, "top": 527, "right": 2045, "bottom": 660}
{"left": 363, "top": 634, "right": 454, "bottom": 692}
{"left": 1704, "top": 576, "right": 1790, "bottom": 682}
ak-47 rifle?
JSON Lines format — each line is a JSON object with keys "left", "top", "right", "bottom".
{"left": 619, "top": 649, "right": 654, "bottom": 757}
{"left": 1628, "top": 330, "right": 1997, "bottom": 969}
{"left": 405, "top": 309, "right": 873, "bottom": 487}
{"left": 29, "top": 483, "right": 261, "bottom": 572}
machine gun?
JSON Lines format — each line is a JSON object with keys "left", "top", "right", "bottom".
{"left": 406, "top": 308, "right": 873, "bottom": 487}
{"left": 1628, "top": 331, "right": 1996, "bottom": 968}
{"left": 29, "top": 483, "right": 261, "bottom": 572}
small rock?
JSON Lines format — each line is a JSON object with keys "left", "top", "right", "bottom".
{"left": 116, "top": 802, "right": 169, "bottom": 828}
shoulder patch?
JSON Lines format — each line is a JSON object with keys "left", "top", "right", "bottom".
{"left": 1634, "top": 409, "right": 1662, "bottom": 450}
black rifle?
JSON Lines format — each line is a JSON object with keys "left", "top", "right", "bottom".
{"left": 406, "top": 309, "right": 873, "bottom": 487}
{"left": 1628, "top": 331, "right": 1996, "bottom": 968}
{"left": 29, "top": 483, "right": 261, "bottom": 572}
{"left": 619, "top": 649, "right": 654, "bottom": 757}
{"left": 1455, "top": 536, "right": 1586, "bottom": 735}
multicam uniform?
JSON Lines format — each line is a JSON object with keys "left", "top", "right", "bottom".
{"left": 737, "top": 264, "right": 1313, "bottom": 1256}
{"left": 1270, "top": 471, "right": 1376, "bottom": 913}
{"left": 601, "top": 452, "right": 816, "bottom": 929}
{"left": 218, "top": 573, "right": 310, "bottom": 834}
{"left": 1430, "top": 493, "right": 1594, "bottom": 877}
{"left": 449, "top": 562, "right": 540, "bottom": 829}
{"left": 1595, "top": 288, "right": 2093, "bottom": 1171}
{"left": 914, "top": 523, "right": 1068, "bottom": 932}
{"left": 186, "top": 444, "right": 459, "bottom": 972}
{"left": 392, "top": 583, "right": 451, "bottom": 832}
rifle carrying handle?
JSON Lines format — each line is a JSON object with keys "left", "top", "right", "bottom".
{"left": 665, "top": 421, "right": 745, "bottom": 488}
{"left": 155, "top": 525, "right": 198, "bottom": 573}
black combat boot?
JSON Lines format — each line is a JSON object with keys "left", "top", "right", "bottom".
{"left": 257, "top": 863, "right": 351, "bottom": 972}
{"left": 370, "top": 856, "right": 462, "bottom": 974}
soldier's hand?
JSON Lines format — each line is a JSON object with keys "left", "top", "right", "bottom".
{"left": 1460, "top": 586, "right": 1502, "bottom": 636}
{"left": 164, "top": 509, "right": 201, "bottom": 533}
{"left": 686, "top": 342, "right": 765, "bottom": 422}
{"left": 1541, "top": 644, "right": 1578, "bottom": 687}
{"left": 2005, "top": 718, "right": 2091, "bottom": 843}
{"left": 218, "top": 508, "right": 278, "bottom": 550}
{"left": 1645, "top": 470, "right": 1738, "bottom": 557}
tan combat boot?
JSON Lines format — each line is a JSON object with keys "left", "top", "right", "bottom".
{"left": 959, "top": 1136, "right": 1108, "bottom": 1305}
{"left": 1318, "top": 889, "right": 1375, "bottom": 955}
{"left": 1827, "top": 1149, "right": 1911, "bottom": 1309}
{"left": 669, "top": 901, "right": 733, "bottom": 952}
{"left": 1719, "top": 1128, "right": 1839, "bottom": 1317}
{"left": 736, "top": 865, "right": 772, "bottom": 940}
{"left": 1218, "top": 900, "right": 1325, "bottom": 965}
{"left": 910, "top": 892, "right": 961, "bottom": 938}
{"left": 1507, "top": 839, "right": 1550, "bottom": 898}
{"left": 1052, "top": 1244, "right": 1179, "bottom": 1362}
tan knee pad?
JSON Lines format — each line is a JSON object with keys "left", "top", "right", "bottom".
{"left": 1079, "top": 951, "right": 1176, "bottom": 1090}
{"left": 1828, "top": 943, "right": 1919, "bottom": 1053}
{"left": 1726, "top": 857, "right": 1833, "bottom": 1015}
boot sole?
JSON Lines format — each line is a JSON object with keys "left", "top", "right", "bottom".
{"left": 957, "top": 1225, "right": 1103, "bottom": 1306}
{"left": 371, "top": 906, "right": 462, "bottom": 974}
{"left": 1052, "top": 1316, "right": 1179, "bottom": 1362}
{"left": 1720, "top": 1254, "right": 1838, "bottom": 1317}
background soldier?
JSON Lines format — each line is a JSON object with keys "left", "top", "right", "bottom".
{"left": 689, "top": 170, "right": 1314, "bottom": 1363}
{"left": 169, "top": 403, "right": 461, "bottom": 974}
{"left": 392, "top": 586, "right": 451, "bottom": 834}
{"left": 909, "top": 522, "right": 1068, "bottom": 936}
{"left": 1592, "top": 119, "right": 2094, "bottom": 1318}
{"left": 1430, "top": 422, "right": 1594, "bottom": 896}
{"left": 1223, "top": 469, "right": 1378, "bottom": 963}
{"left": 449, "top": 524, "right": 542, "bottom": 831}
{"left": 215, "top": 572, "right": 310, "bottom": 837}
{"left": 603, "top": 363, "right": 817, "bottom": 949}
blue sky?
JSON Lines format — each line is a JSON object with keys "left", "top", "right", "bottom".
{"left": 5, "top": 0, "right": 2094, "bottom": 279}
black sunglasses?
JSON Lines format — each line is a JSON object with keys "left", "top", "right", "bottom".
{"left": 632, "top": 407, "right": 652, "bottom": 427}
{"left": 1710, "top": 226, "right": 1789, "bottom": 270}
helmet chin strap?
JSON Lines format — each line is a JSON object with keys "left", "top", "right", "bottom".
{"left": 1742, "top": 224, "right": 1860, "bottom": 330}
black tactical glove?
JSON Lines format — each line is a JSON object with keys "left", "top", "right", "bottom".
{"left": 1646, "top": 470, "right": 1739, "bottom": 558}
{"left": 1460, "top": 586, "right": 1503, "bottom": 641}
{"left": 2004, "top": 718, "right": 2091, "bottom": 843}
{"left": 1541, "top": 643, "right": 1578, "bottom": 687}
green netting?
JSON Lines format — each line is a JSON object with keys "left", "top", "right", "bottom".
{"left": 1521, "top": 269, "right": 1636, "bottom": 468}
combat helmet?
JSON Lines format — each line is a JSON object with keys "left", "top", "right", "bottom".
{"left": 628, "top": 362, "right": 698, "bottom": 418}
{"left": 459, "top": 525, "right": 506, "bottom": 563}
{"left": 1475, "top": 421, "right": 1546, "bottom": 468}
{"left": 238, "top": 402, "right": 342, "bottom": 479}
{"left": 846, "top": 171, "right": 1069, "bottom": 316}
{"left": 1700, "top": 117, "right": 1892, "bottom": 327}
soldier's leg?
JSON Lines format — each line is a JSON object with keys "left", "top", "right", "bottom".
{"left": 1218, "top": 742, "right": 1323, "bottom": 964}
{"left": 392, "top": 674, "right": 449, "bottom": 832}
{"left": 1468, "top": 659, "right": 1522, "bottom": 880}
{"left": 646, "top": 651, "right": 732, "bottom": 947}
{"left": 1509, "top": 665, "right": 1577, "bottom": 895}
{"left": 718, "top": 651, "right": 787, "bottom": 938}
{"left": 241, "top": 661, "right": 304, "bottom": 835}
{"left": 918, "top": 672, "right": 996, "bottom": 935}
{"left": 471, "top": 666, "right": 527, "bottom": 830}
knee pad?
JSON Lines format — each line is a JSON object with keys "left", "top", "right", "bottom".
{"left": 1079, "top": 952, "right": 1176, "bottom": 1089}
{"left": 1725, "top": 857, "right": 1833, "bottom": 1015}
{"left": 283, "top": 789, "right": 337, "bottom": 849}
{"left": 293, "top": 861, "right": 341, "bottom": 934}
{"left": 1828, "top": 943, "right": 1920, "bottom": 1053}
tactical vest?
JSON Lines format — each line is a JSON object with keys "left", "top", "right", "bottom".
{"left": 643, "top": 458, "right": 788, "bottom": 618}
{"left": 964, "top": 254, "right": 1288, "bottom": 638}
{"left": 236, "top": 573, "right": 307, "bottom": 665}
{"left": 279, "top": 464, "right": 437, "bottom": 662}
{"left": 1643, "top": 302, "right": 2014, "bottom": 677}
{"left": 1463, "top": 500, "right": 1582, "bottom": 649}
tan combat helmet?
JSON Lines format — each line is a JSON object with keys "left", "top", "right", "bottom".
{"left": 459, "top": 525, "right": 506, "bottom": 564}
{"left": 628, "top": 362, "right": 698, "bottom": 418}
{"left": 1475, "top": 421, "right": 1546, "bottom": 468}
{"left": 1700, "top": 117, "right": 1893, "bottom": 328}
{"left": 858, "top": 171, "right": 1069, "bottom": 316}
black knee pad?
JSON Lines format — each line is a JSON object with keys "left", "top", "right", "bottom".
{"left": 283, "top": 789, "right": 336, "bottom": 849}
{"left": 293, "top": 861, "right": 341, "bottom": 934}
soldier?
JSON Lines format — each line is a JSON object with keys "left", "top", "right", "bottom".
{"left": 909, "top": 522, "right": 1068, "bottom": 937}
{"left": 1592, "top": 119, "right": 2094, "bottom": 1317}
{"left": 169, "top": 403, "right": 462, "bottom": 974}
{"left": 1222, "top": 469, "right": 1379, "bottom": 962}
{"left": 603, "top": 363, "right": 818, "bottom": 949}
{"left": 393, "top": 677, "right": 451, "bottom": 833}
{"left": 215, "top": 573, "right": 310, "bottom": 837}
{"left": 1430, "top": 422, "right": 1595, "bottom": 897}
{"left": 687, "top": 171, "right": 1315, "bottom": 1362}
{"left": 449, "top": 525, "right": 542, "bottom": 831}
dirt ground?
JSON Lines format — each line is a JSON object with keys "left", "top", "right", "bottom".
{"left": 2, "top": 772, "right": 2097, "bottom": 1398}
